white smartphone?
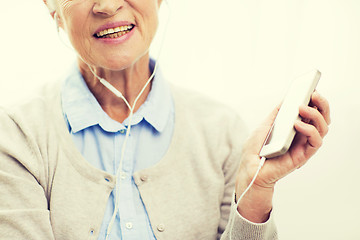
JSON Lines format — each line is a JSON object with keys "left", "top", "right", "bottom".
{"left": 259, "top": 69, "right": 321, "bottom": 159}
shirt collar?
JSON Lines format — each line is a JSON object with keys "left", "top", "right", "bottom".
{"left": 61, "top": 59, "right": 173, "bottom": 133}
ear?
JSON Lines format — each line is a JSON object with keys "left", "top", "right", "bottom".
{"left": 43, "top": 0, "right": 56, "bottom": 17}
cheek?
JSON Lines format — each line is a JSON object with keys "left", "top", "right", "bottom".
{"left": 57, "top": 0, "right": 75, "bottom": 17}
{"left": 69, "top": 26, "right": 95, "bottom": 64}
{"left": 58, "top": 0, "right": 90, "bottom": 32}
{"left": 58, "top": 2, "right": 93, "bottom": 56}
{"left": 142, "top": 7, "right": 160, "bottom": 42}
{"left": 130, "top": 0, "right": 159, "bottom": 37}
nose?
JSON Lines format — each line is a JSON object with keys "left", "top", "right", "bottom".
{"left": 93, "top": 0, "right": 125, "bottom": 16}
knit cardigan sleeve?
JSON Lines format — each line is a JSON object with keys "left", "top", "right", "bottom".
{"left": 220, "top": 194, "right": 278, "bottom": 239}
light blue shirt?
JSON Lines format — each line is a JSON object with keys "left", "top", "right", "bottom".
{"left": 61, "top": 60, "right": 175, "bottom": 240}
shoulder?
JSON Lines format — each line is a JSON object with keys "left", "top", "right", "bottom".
{"left": 0, "top": 80, "right": 63, "bottom": 130}
{"left": 0, "top": 80, "right": 64, "bottom": 165}
{"left": 170, "top": 84, "right": 247, "bottom": 131}
{"left": 170, "top": 84, "right": 249, "bottom": 154}
{"left": 0, "top": 80, "right": 64, "bottom": 182}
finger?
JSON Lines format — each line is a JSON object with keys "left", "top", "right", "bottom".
{"left": 299, "top": 105, "right": 329, "bottom": 138}
{"left": 294, "top": 120, "right": 323, "bottom": 149}
{"left": 310, "top": 91, "right": 331, "bottom": 125}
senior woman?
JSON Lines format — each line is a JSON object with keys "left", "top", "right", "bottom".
{"left": 0, "top": 0, "right": 330, "bottom": 239}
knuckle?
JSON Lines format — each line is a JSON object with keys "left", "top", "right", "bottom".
{"left": 322, "top": 97, "right": 330, "bottom": 108}
{"left": 327, "top": 115, "right": 332, "bottom": 125}
{"left": 317, "top": 138, "right": 323, "bottom": 148}
{"left": 323, "top": 125, "right": 329, "bottom": 136}
{"left": 310, "top": 125, "right": 318, "bottom": 135}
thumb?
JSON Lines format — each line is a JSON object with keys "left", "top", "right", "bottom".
{"left": 249, "top": 105, "right": 280, "bottom": 152}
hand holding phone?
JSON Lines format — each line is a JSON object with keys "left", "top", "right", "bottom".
{"left": 259, "top": 70, "right": 321, "bottom": 158}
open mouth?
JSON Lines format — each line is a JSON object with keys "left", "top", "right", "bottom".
{"left": 94, "top": 24, "right": 135, "bottom": 39}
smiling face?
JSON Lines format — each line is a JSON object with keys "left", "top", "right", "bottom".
{"left": 53, "top": 0, "right": 161, "bottom": 70}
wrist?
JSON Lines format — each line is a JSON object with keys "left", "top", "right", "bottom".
{"left": 236, "top": 184, "right": 274, "bottom": 223}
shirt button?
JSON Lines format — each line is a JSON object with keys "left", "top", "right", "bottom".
{"left": 140, "top": 175, "right": 148, "bottom": 182}
{"left": 120, "top": 172, "right": 127, "bottom": 180}
{"left": 157, "top": 223, "right": 165, "bottom": 232}
{"left": 119, "top": 129, "right": 125, "bottom": 134}
{"left": 125, "top": 222, "right": 133, "bottom": 229}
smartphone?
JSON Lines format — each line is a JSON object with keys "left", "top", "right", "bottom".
{"left": 259, "top": 69, "right": 321, "bottom": 159}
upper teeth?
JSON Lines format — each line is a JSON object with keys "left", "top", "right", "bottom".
{"left": 96, "top": 25, "right": 133, "bottom": 37}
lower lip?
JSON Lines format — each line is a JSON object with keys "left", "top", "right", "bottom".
{"left": 95, "top": 27, "right": 135, "bottom": 44}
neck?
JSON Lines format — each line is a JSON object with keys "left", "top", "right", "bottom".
{"left": 78, "top": 55, "right": 152, "bottom": 123}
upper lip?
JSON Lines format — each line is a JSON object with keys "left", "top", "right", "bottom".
{"left": 93, "top": 21, "right": 135, "bottom": 36}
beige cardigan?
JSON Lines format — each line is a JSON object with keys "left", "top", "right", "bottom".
{"left": 0, "top": 81, "right": 277, "bottom": 240}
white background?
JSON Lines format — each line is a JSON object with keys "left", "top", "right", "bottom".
{"left": 1, "top": 0, "right": 359, "bottom": 239}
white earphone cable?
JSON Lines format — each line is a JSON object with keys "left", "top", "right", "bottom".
{"left": 103, "top": 2, "right": 171, "bottom": 239}
{"left": 229, "top": 156, "right": 266, "bottom": 240}
{"left": 103, "top": 59, "right": 159, "bottom": 239}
